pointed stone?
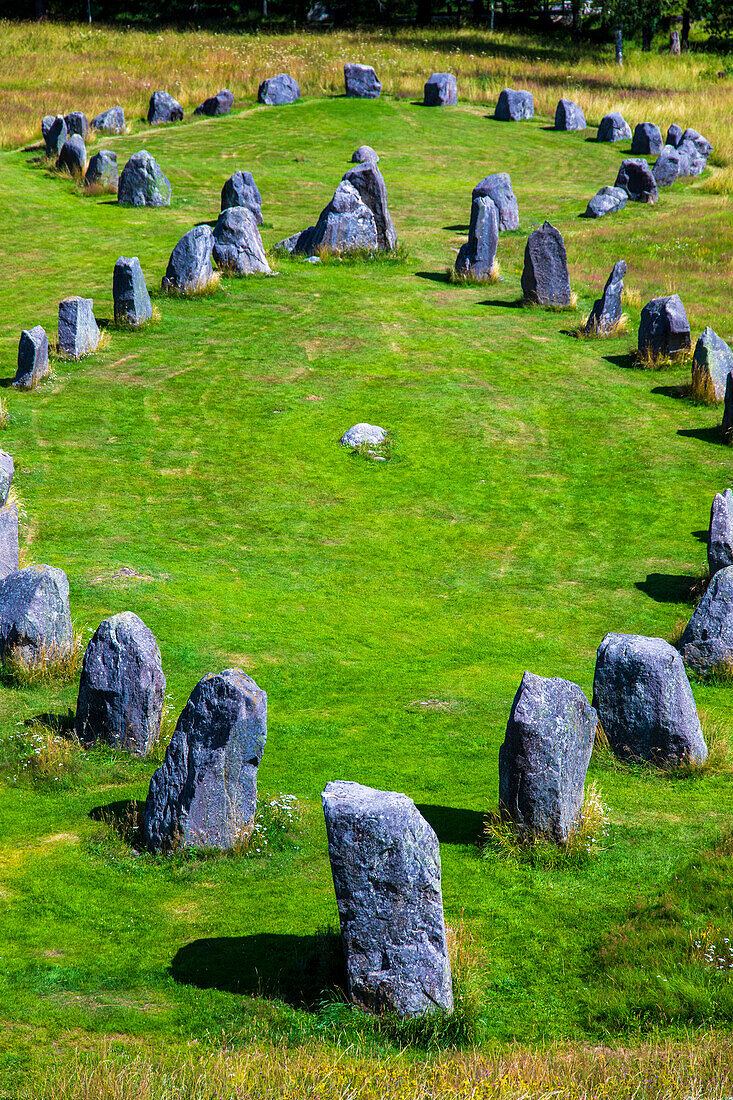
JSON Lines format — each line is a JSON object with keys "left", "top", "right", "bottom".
{"left": 147, "top": 89, "right": 183, "bottom": 124}
{"left": 680, "top": 565, "right": 733, "bottom": 674}
{"left": 521, "top": 221, "right": 571, "bottom": 306}
{"left": 14, "top": 326, "right": 49, "bottom": 390}
{"left": 585, "top": 260, "right": 626, "bottom": 334}
{"left": 85, "top": 150, "right": 118, "bottom": 190}
{"left": 220, "top": 171, "right": 263, "bottom": 224}
{"left": 342, "top": 161, "right": 397, "bottom": 250}
{"left": 708, "top": 489, "right": 733, "bottom": 575}
{"left": 113, "top": 256, "right": 153, "bottom": 327}
{"left": 692, "top": 327, "right": 733, "bottom": 403}
{"left": 213, "top": 207, "right": 270, "bottom": 275}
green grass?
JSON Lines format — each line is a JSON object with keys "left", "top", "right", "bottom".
{"left": 1, "top": 66, "right": 733, "bottom": 1096}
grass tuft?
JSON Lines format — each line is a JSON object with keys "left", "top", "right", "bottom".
{"left": 573, "top": 313, "right": 630, "bottom": 339}
{"left": 631, "top": 345, "right": 693, "bottom": 370}
{"left": 161, "top": 272, "right": 223, "bottom": 299}
{"left": 447, "top": 261, "right": 501, "bottom": 286}
{"left": 5, "top": 719, "right": 83, "bottom": 789}
{"left": 482, "top": 781, "right": 608, "bottom": 868}
{"left": 2, "top": 632, "right": 83, "bottom": 686}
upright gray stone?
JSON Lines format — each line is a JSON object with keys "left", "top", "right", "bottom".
{"left": 308, "top": 180, "right": 377, "bottom": 255}
{"left": 90, "top": 105, "right": 126, "bottom": 134}
{"left": 113, "top": 256, "right": 153, "bottom": 326}
{"left": 615, "top": 158, "right": 658, "bottom": 203}
{"left": 142, "top": 668, "right": 267, "bottom": 852}
{"left": 85, "top": 150, "right": 118, "bottom": 190}
{"left": 631, "top": 122, "right": 663, "bottom": 155}
{"left": 597, "top": 111, "right": 632, "bottom": 142}
{"left": 213, "top": 207, "right": 270, "bottom": 275}
{"left": 58, "top": 297, "right": 100, "bottom": 359}
{"left": 342, "top": 161, "right": 397, "bottom": 250}
{"left": 351, "top": 145, "right": 378, "bottom": 164}
{"left": 322, "top": 780, "right": 453, "bottom": 1018}
{"left": 495, "top": 88, "right": 533, "bottom": 121}
{"left": 584, "top": 185, "right": 628, "bottom": 218}
{"left": 455, "top": 195, "right": 498, "bottom": 280}
{"left": 593, "top": 633, "right": 706, "bottom": 764}
{"left": 194, "top": 89, "right": 234, "bottom": 116}
{"left": 677, "top": 128, "right": 712, "bottom": 176}
{"left": 680, "top": 565, "right": 733, "bottom": 673}
{"left": 64, "top": 111, "right": 90, "bottom": 139}
{"left": 585, "top": 260, "right": 626, "bottom": 335}
{"left": 638, "top": 294, "right": 690, "bottom": 358}
{"left": 57, "top": 135, "right": 86, "bottom": 176}
{"left": 43, "top": 115, "right": 67, "bottom": 157}
{"left": 220, "top": 171, "right": 263, "bottom": 224}
{"left": 0, "top": 565, "right": 72, "bottom": 664}
{"left": 423, "top": 72, "right": 457, "bottom": 107}
{"left": 0, "top": 453, "right": 13, "bottom": 508}
{"left": 555, "top": 98, "right": 585, "bottom": 130}
{"left": 498, "top": 671, "right": 596, "bottom": 843}
{"left": 653, "top": 145, "right": 680, "bottom": 188}
{"left": 147, "top": 90, "right": 183, "bottom": 124}
{"left": 344, "top": 63, "right": 381, "bottom": 98}
{"left": 41, "top": 114, "right": 55, "bottom": 143}
{"left": 708, "top": 489, "right": 733, "bottom": 575}
{"left": 340, "top": 423, "right": 386, "bottom": 447}
{"left": 666, "top": 122, "right": 683, "bottom": 148}
{"left": 472, "top": 172, "right": 519, "bottom": 231}
{"left": 692, "top": 327, "right": 733, "bottom": 403}
{"left": 0, "top": 506, "right": 19, "bottom": 580}
{"left": 75, "top": 611, "right": 166, "bottom": 757}
{"left": 724, "top": 373, "right": 733, "bottom": 442}
{"left": 118, "top": 151, "right": 171, "bottom": 207}
{"left": 162, "top": 225, "right": 215, "bottom": 293}
{"left": 14, "top": 326, "right": 49, "bottom": 390}
{"left": 521, "top": 221, "right": 571, "bottom": 307}
{"left": 257, "top": 74, "right": 300, "bottom": 106}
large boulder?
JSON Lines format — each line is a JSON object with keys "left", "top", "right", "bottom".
{"left": 495, "top": 87, "right": 533, "bottom": 121}
{"left": 677, "top": 128, "right": 712, "bottom": 177}
{"left": 322, "top": 780, "right": 453, "bottom": 1017}
{"left": 0, "top": 565, "right": 73, "bottom": 664}
{"left": 213, "top": 207, "right": 271, "bottom": 275}
{"left": 597, "top": 111, "right": 632, "bottom": 142}
{"left": 680, "top": 565, "right": 733, "bottom": 674}
{"left": 113, "top": 256, "right": 153, "bottom": 327}
{"left": 555, "top": 98, "right": 585, "bottom": 130}
{"left": 43, "top": 115, "right": 67, "bottom": 158}
{"left": 258, "top": 74, "right": 300, "bottom": 106}
{"left": 162, "top": 224, "right": 215, "bottom": 293}
{"left": 585, "top": 260, "right": 626, "bottom": 335}
{"left": 584, "top": 186, "right": 628, "bottom": 219}
{"left": 631, "top": 122, "right": 663, "bottom": 155}
{"left": 118, "top": 151, "right": 171, "bottom": 207}
{"left": 342, "top": 161, "right": 397, "bottom": 250}
{"left": 90, "top": 105, "right": 126, "bottom": 134}
{"left": 340, "top": 423, "right": 386, "bottom": 447}
{"left": 593, "top": 633, "right": 706, "bottom": 765}
{"left": 194, "top": 89, "right": 234, "bottom": 116}
{"left": 75, "top": 611, "right": 166, "bottom": 757}
{"left": 142, "top": 668, "right": 267, "bottom": 853}
{"left": 351, "top": 144, "right": 379, "bottom": 164}
{"left": 64, "top": 111, "right": 90, "bottom": 139}
{"left": 14, "top": 326, "right": 49, "bottom": 390}
{"left": 0, "top": 452, "right": 14, "bottom": 508}
{"left": 147, "top": 90, "right": 183, "bottom": 124}
{"left": 57, "top": 135, "right": 86, "bottom": 176}
{"left": 0, "top": 506, "right": 19, "bottom": 580}
{"left": 653, "top": 145, "right": 681, "bottom": 188}
{"left": 472, "top": 172, "right": 518, "bottom": 231}
{"left": 220, "top": 170, "right": 263, "bottom": 225}
{"left": 708, "top": 489, "right": 733, "bottom": 576}
{"left": 692, "top": 327, "right": 733, "bottom": 403}
{"left": 521, "top": 220, "right": 571, "bottom": 307}
{"left": 498, "top": 671, "right": 596, "bottom": 843}
{"left": 344, "top": 63, "right": 381, "bottom": 98}
{"left": 638, "top": 294, "right": 690, "bottom": 358}
{"left": 455, "top": 195, "right": 498, "bottom": 280}
{"left": 423, "top": 72, "right": 457, "bottom": 107}
{"left": 308, "top": 180, "right": 378, "bottom": 255}
{"left": 58, "top": 297, "right": 100, "bottom": 359}
{"left": 615, "top": 158, "right": 658, "bottom": 203}
{"left": 85, "top": 149, "right": 118, "bottom": 190}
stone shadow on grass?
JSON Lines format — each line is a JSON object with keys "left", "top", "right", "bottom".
{"left": 635, "top": 573, "right": 704, "bottom": 604}
{"left": 416, "top": 804, "right": 485, "bottom": 846}
{"left": 651, "top": 383, "right": 692, "bottom": 401}
{"left": 170, "top": 931, "right": 346, "bottom": 1008}
{"left": 678, "top": 426, "right": 724, "bottom": 445}
{"left": 415, "top": 271, "right": 450, "bottom": 284}
{"left": 602, "top": 353, "right": 635, "bottom": 370}
{"left": 89, "top": 798, "right": 146, "bottom": 846}
{"left": 443, "top": 224, "right": 469, "bottom": 232}
{"left": 479, "top": 296, "right": 525, "bottom": 309}
{"left": 31, "top": 709, "right": 75, "bottom": 733}
{"left": 693, "top": 529, "right": 709, "bottom": 543}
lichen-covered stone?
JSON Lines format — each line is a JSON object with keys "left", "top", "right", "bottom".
{"left": 213, "top": 207, "right": 271, "bottom": 275}
{"left": 0, "top": 565, "right": 72, "bottom": 664}
{"left": 85, "top": 149, "right": 118, "bottom": 190}
{"left": 638, "top": 294, "right": 690, "bottom": 358}
{"left": 680, "top": 565, "right": 733, "bottom": 674}
{"left": 472, "top": 172, "right": 519, "bottom": 231}
{"left": 351, "top": 145, "right": 379, "bottom": 164}
{"left": 0, "top": 506, "right": 19, "bottom": 580}
{"left": 162, "top": 225, "right": 215, "bottom": 293}
{"left": 521, "top": 220, "right": 571, "bottom": 307}
{"left": 584, "top": 186, "right": 628, "bottom": 218}
{"left": 708, "top": 489, "right": 733, "bottom": 576}
{"left": 147, "top": 89, "right": 183, "bottom": 124}
{"left": 423, "top": 72, "right": 457, "bottom": 107}
{"left": 455, "top": 195, "right": 498, "bottom": 280}
{"left": 220, "top": 171, "right": 263, "bottom": 224}
{"left": 677, "top": 128, "right": 712, "bottom": 177}
{"left": 342, "top": 161, "right": 397, "bottom": 250}
{"left": 344, "top": 63, "right": 381, "bottom": 98}
{"left": 597, "top": 111, "right": 632, "bottom": 142}
{"left": 58, "top": 297, "right": 100, "bottom": 359}
{"left": 495, "top": 87, "right": 533, "bottom": 120}
{"left": 309, "top": 180, "right": 378, "bottom": 254}
{"left": 90, "top": 106, "right": 126, "bottom": 134}
{"left": 585, "top": 260, "right": 626, "bottom": 335}
{"left": 555, "top": 98, "right": 585, "bottom": 130}
{"left": 14, "top": 326, "right": 49, "bottom": 390}
{"left": 118, "top": 151, "right": 171, "bottom": 207}
{"left": 0, "top": 453, "right": 13, "bottom": 508}
{"left": 194, "top": 89, "right": 234, "bottom": 116}
{"left": 113, "top": 256, "right": 153, "bottom": 327}
{"left": 692, "top": 327, "right": 733, "bottom": 403}
{"left": 258, "top": 74, "right": 300, "bottom": 105}
{"left": 340, "top": 423, "right": 386, "bottom": 447}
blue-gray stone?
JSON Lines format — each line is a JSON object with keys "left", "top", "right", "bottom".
{"left": 677, "top": 128, "right": 712, "bottom": 177}
{"left": 351, "top": 145, "right": 379, "bottom": 164}
{"left": 584, "top": 185, "right": 628, "bottom": 218}
{"left": 495, "top": 87, "right": 533, "bottom": 120}
{"left": 708, "top": 489, "right": 733, "bottom": 575}
{"left": 0, "top": 452, "right": 13, "bottom": 508}
{"left": 118, "top": 151, "right": 171, "bottom": 207}
{"left": 653, "top": 145, "right": 681, "bottom": 187}
{"left": 194, "top": 89, "right": 234, "bottom": 116}
{"left": 638, "top": 294, "right": 690, "bottom": 357}
{"left": 455, "top": 195, "right": 498, "bottom": 280}
{"left": 344, "top": 63, "right": 381, "bottom": 98}
{"left": 113, "top": 256, "right": 152, "bottom": 327}
{"left": 64, "top": 111, "right": 90, "bottom": 139}
{"left": 724, "top": 373, "right": 733, "bottom": 442}
{"left": 58, "top": 297, "right": 100, "bottom": 359}
{"left": 213, "top": 207, "right": 270, "bottom": 275}
{"left": 162, "top": 225, "right": 215, "bottom": 293}
{"left": 43, "top": 114, "right": 67, "bottom": 157}
{"left": 57, "top": 134, "right": 86, "bottom": 176}
{"left": 258, "top": 74, "right": 300, "bottom": 106}
{"left": 555, "top": 98, "right": 585, "bottom": 130}
{"left": 472, "top": 172, "right": 519, "bottom": 231}
{"left": 631, "top": 122, "right": 663, "bottom": 155}
{"left": 85, "top": 149, "right": 118, "bottom": 190}
{"left": 14, "top": 326, "right": 49, "bottom": 390}
{"left": 615, "top": 158, "right": 658, "bottom": 203}
{"left": 90, "top": 105, "right": 125, "bottom": 134}
{"left": 666, "top": 123, "right": 683, "bottom": 148}
{"left": 424, "top": 72, "right": 457, "bottom": 107}
{"left": 147, "top": 89, "right": 183, "bottom": 124}
{"left": 220, "top": 171, "right": 263, "bottom": 225}
{"left": 692, "top": 327, "right": 733, "bottom": 403}
{"left": 585, "top": 260, "right": 626, "bottom": 334}
{"left": 0, "top": 506, "right": 19, "bottom": 580}
{"left": 311, "top": 181, "right": 377, "bottom": 254}
{"left": 521, "top": 220, "right": 571, "bottom": 306}
{"left": 0, "top": 565, "right": 73, "bottom": 664}
{"left": 340, "top": 423, "right": 386, "bottom": 447}
{"left": 342, "top": 161, "right": 397, "bottom": 250}
{"left": 597, "top": 111, "right": 631, "bottom": 142}
{"left": 680, "top": 565, "right": 733, "bottom": 674}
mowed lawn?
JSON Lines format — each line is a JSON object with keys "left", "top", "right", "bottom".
{"left": 1, "top": 90, "right": 733, "bottom": 1080}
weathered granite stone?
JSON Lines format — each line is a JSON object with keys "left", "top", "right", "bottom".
{"left": 615, "top": 158, "right": 658, "bottom": 203}
{"left": 308, "top": 180, "right": 378, "bottom": 254}
{"left": 585, "top": 260, "right": 626, "bottom": 335}
{"left": 597, "top": 111, "right": 632, "bottom": 142}
{"left": 472, "top": 172, "right": 519, "bottom": 231}
{"left": 14, "top": 326, "right": 49, "bottom": 390}
{"left": 85, "top": 149, "right": 118, "bottom": 190}
{"left": 351, "top": 144, "right": 379, "bottom": 163}
{"left": 593, "top": 633, "right": 706, "bottom": 764}
{"left": 113, "top": 256, "right": 153, "bottom": 326}
{"left": 584, "top": 185, "right": 628, "bottom": 218}
{"left": 677, "top": 128, "right": 712, "bottom": 176}
{"left": 638, "top": 294, "right": 691, "bottom": 358}
{"left": 118, "top": 151, "right": 171, "bottom": 207}
{"left": 75, "top": 611, "right": 166, "bottom": 757}
{"left": 631, "top": 122, "right": 663, "bottom": 155}
{"left": 0, "top": 453, "right": 13, "bottom": 508}
{"left": 666, "top": 123, "right": 683, "bottom": 148}
{"left": 0, "top": 565, "right": 73, "bottom": 663}
{"left": 213, "top": 207, "right": 271, "bottom": 275}
{"left": 58, "top": 297, "right": 100, "bottom": 359}
{"left": 258, "top": 74, "right": 300, "bottom": 106}
{"left": 90, "top": 105, "right": 126, "bottom": 134}
{"left": 344, "top": 63, "right": 381, "bottom": 98}
{"left": 322, "top": 780, "right": 453, "bottom": 1017}
{"left": 342, "top": 162, "right": 396, "bottom": 250}
{"left": 724, "top": 373, "right": 733, "bottom": 442}
{"left": 680, "top": 565, "right": 733, "bottom": 673}
{"left": 498, "top": 671, "right": 596, "bottom": 843}
{"left": 220, "top": 171, "right": 263, "bottom": 225}
{"left": 495, "top": 87, "right": 533, "bottom": 121}
{"left": 341, "top": 423, "right": 386, "bottom": 447}
{"left": 64, "top": 111, "right": 90, "bottom": 139}
{"left": 0, "top": 506, "right": 19, "bottom": 580}
{"left": 57, "top": 134, "right": 86, "bottom": 175}
{"left": 43, "top": 115, "right": 67, "bottom": 157}
{"left": 555, "top": 98, "right": 585, "bottom": 130}
{"left": 521, "top": 220, "right": 571, "bottom": 307}
{"left": 194, "top": 89, "right": 234, "bottom": 116}
{"left": 423, "top": 72, "right": 457, "bottom": 107}
{"left": 455, "top": 195, "right": 498, "bottom": 280}
{"left": 653, "top": 144, "right": 680, "bottom": 188}
{"left": 692, "top": 327, "right": 733, "bottom": 403}
{"left": 708, "top": 489, "right": 733, "bottom": 575}
{"left": 162, "top": 224, "right": 215, "bottom": 293}
{"left": 142, "top": 668, "right": 267, "bottom": 852}
{"left": 147, "top": 89, "right": 183, "bottom": 124}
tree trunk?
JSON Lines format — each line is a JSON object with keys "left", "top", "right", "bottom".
{"left": 681, "top": 8, "right": 690, "bottom": 49}
{"left": 642, "top": 22, "right": 652, "bottom": 50}
{"left": 571, "top": 0, "right": 580, "bottom": 43}
{"left": 614, "top": 26, "right": 623, "bottom": 65}
{"left": 473, "top": 0, "right": 483, "bottom": 22}
{"left": 416, "top": 0, "right": 432, "bottom": 23}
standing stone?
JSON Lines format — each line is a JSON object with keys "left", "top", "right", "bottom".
{"left": 41, "top": 114, "right": 55, "bottom": 144}
{"left": 0, "top": 505, "right": 18, "bottom": 580}
{"left": 498, "top": 671, "right": 596, "bottom": 843}
{"left": 43, "top": 115, "right": 67, "bottom": 157}
{"left": 257, "top": 74, "right": 300, "bottom": 106}
{"left": 670, "top": 29, "right": 681, "bottom": 54}
{"left": 344, "top": 63, "right": 381, "bottom": 98}
{"left": 113, "top": 256, "right": 153, "bottom": 327}
{"left": 213, "top": 207, "right": 270, "bottom": 275}
{"left": 585, "top": 260, "right": 626, "bottom": 335}
{"left": 666, "top": 123, "right": 683, "bottom": 148}
{"left": 308, "top": 180, "right": 377, "bottom": 254}
{"left": 90, "top": 105, "right": 126, "bottom": 134}
{"left": 631, "top": 122, "right": 664, "bottom": 155}
{"left": 147, "top": 90, "right": 183, "bottom": 124}
{"left": 494, "top": 88, "right": 533, "bottom": 121}
{"left": 680, "top": 565, "right": 733, "bottom": 673}
{"left": 521, "top": 221, "right": 571, "bottom": 307}
{"left": 724, "top": 373, "right": 733, "bottom": 442}
{"left": 0, "top": 564, "right": 73, "bottom": 664}
{"left": 58, "top": 297, "right": 101, "bottom": 359}
{"left": 220, "top": 171, "right": 263, "bottom": 225}
{"left": 351, "top": 144, "right": 379, "bottom": 164}
{"left": 340, "top": 423, "right": 386, "bottom": 447}
{"left": 64, "top": 111, "right": 90, "bottom": 139}
{"left": 342, "top": 162, "right": 397, "bottom": 250}
{"left": 638, "top": 294, "right": 691, "bottom": 358}
{"left": 597, "top": 111, "right": 632, "bottom": 142}
{"left": 455, "top": 195, "right": 498, "bottom": 280}
{"left": 584, "top": 186, "right": 628, "bottom": 218}
{"left": 142, "top": 668, "right": 267, "bottom": 852}
{"left": 423, "top": 73, "right": 457, "bottom": 107}
{"left": 692, "top": 327, "right": 733, "bottom": 403}
{"left": 57, "top": 135, "right": 86, "bottom": 176}
{"left": 118, "top": 151, "right": 171, "bottom": 207}
{"left": 162, "top": 225, "right": 215, "bottom": 293}
{"left": 653, "top": 145, "right": 680, "bottom": 188}
{"left": 615, "top": 158, "right": 658, "bottom": 203}
{"left": 0, "top": 453, "right": 13, "bottom": 508}
{"left": 322, "top": 780, "right": 453, "bottom": 1018}
{"left": 194, "top": 89, "right": 234, "bottom": 116}
{"left": 708, "top": 489, "right": 733, "bottom": 576}
{"left": 85, "top": 150, "right": 118, "bottom": 190}
{"left": 554, "top": 98, "right": 585, "bottom": 130}
{"left": 593, "top": 633, "right": 706, "bottom": 765}
{"left": 14, "top": 326, "right": 49, "bottom": 390}
{"left": 677, "top": 128, "right": 712, "bottom": 177}
{"left": 75, "top": 611, "right": 166, "bottom": 757}
{"left": 472, "top": 173, "right": 519, "bottom": 231}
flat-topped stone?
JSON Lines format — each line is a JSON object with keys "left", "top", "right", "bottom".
{"left": 113, "top": 256, "right": 153, "bottom": 327}
{"left": 472, "top": 172, "right": 519, "bottom": 231}
{"left": 495, "top": 87, "right": 533, "bottom": 121}
{"left": 344, "top": 63, "right": 381, "bottom": 98}
{"left": 64, "top": 111, "right": 90, "bottom": 138}
{"left": 14, "top": 326, "right": 49, "bottom": 390}
{"left": 666, "top": 123, "right": 683, "bottom": 148}
{"left": 147, "top": 89, "right": 183, "bottom": 124}
{"left": 194, "top": 89, "right": 234, "bottom": 116}
{"left": 555, "top": 98, "right": 585, "bottom": 130}
{"left": 258, "top": 73, "right": 300, "bottom": 106}
{"left": 597, "top": 111, "right": 632, "bottom": 142}
{"left": 584, "top": 186, "right": 628, "bottom": 218}
{"left": 58, "top": 297, "right": 100, "bottom": 359}
{"left": 423, "top": 72, "right": 457, "bottom": 107}
{"left": 118, "top": 151, "right": 171, "bottom": 207}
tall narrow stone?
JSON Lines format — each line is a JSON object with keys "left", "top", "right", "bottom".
{"left": 708, "top": 489, "right": 733, "bottom": 575}
{"left": 0, "top": 506, "right": 19, "bottom": 580}
{"left": 0, "top": 452, "right": 14, "bottom": 508}
{"left": 679, "top": 565, "right": 733, "bottom": 673}
{"left": 342, "top": 161, "right": 397, "bottom": 250}
{"left": 521, "top": 221, "right": 571, "bottom": 307}
{"left": 43, "top": 115, "right": 67, "bottom": 157}
{"left": 584, "top": 260, "right": 626, "bottom": 335}
{"left": 455, "top": 195, "right": 498, "bottom": 280}
{"left": 113, "top": 256, "right": 153, "bottom": 326}
{"left": 14, "top": 326, "right": 49, "bottom": 390}
{"left": 58, "top": 297, "right": 100, "bottom": 359}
